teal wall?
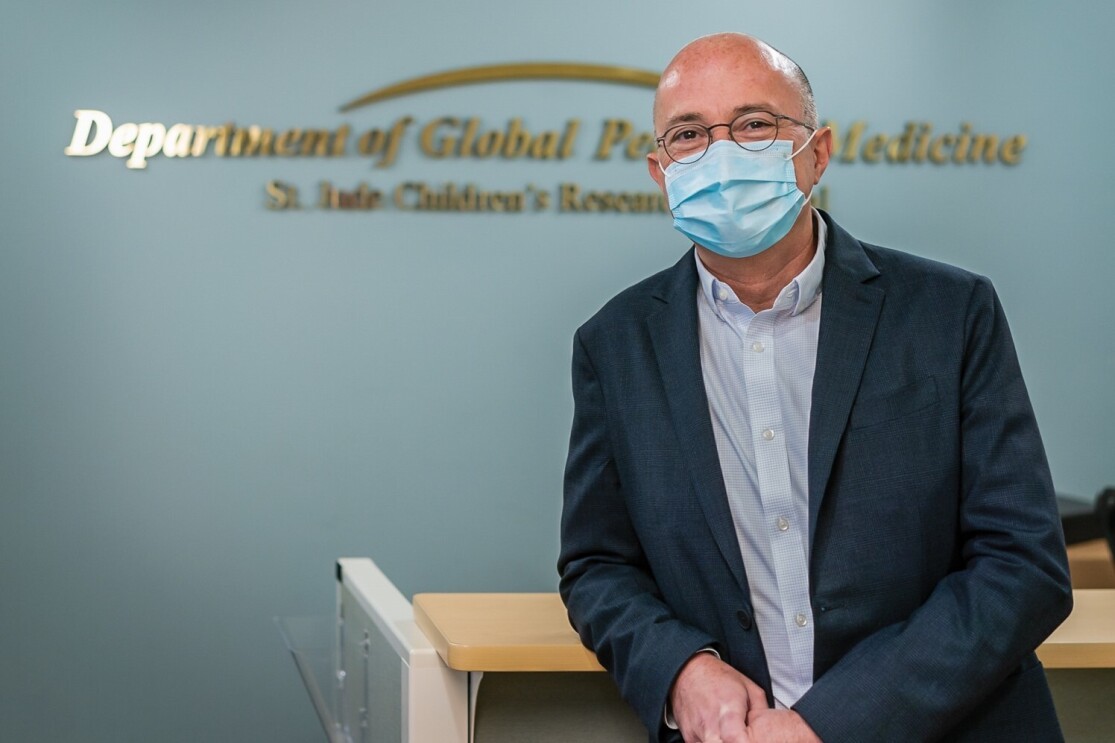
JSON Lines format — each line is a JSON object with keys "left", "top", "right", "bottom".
{"left": 2, "top": 2, "right": 1112, "bottom": 740}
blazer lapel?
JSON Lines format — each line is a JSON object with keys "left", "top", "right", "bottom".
{"left": 807, "top": 215, "right": 884, "bottom": 545}
{"left": 647, "top": 251, "right": 750, "bottom": 596}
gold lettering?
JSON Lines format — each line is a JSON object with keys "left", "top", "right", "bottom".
{"left": 559, "top": 119, "right": 579, "bottom": 159}
{"left": 558, "top": 183, "right": 668, "bottom": 213}
{"left": 274, "top": 128, "right": 303, "bottom": 156}
{"left": 390, "top": 181, "right": 525, "bottom": 212}
{"left": 928, "top": 134, "right": 954, "bottom": 164}
{"left": 332, "top": 124, "right": 350, "bottom": 156}
{"left": 625, "top": 132, "right": 655, "bottom": 159}
{"left": 502, "top": 118, "right": 530, "bottom": 158}
{"left": 380, "top": 117, "right": 412, "bottom": 167}
{"left": 163, "top": 124, "right": 194, "bottom": 158}
{"left": 61, "top": 114, "right": 374, "bottom": 165}
{"left": 320, "top": 180, "right": 338, "bottom": 209}
{"left": 301, "top": 129, "right": 332, "bottom": 156}
{"left": 294, "top": 126, "right": 349, "bottom": 157}
{"left": 420, "top": 117, "right": 457, "bottom": 159}
{"left": 319, "top": 180, "right": 382, "bottom": 209}
{"left": 840, "top": 121, "right": 866, "bottom": 163}
{"left": 473, "top": 128, "right": 503, "bottom": 158}
{"left": 862, "top": 133, "right": 887, "bottom": 163}
{"left": 64, "top": 110, "right": 112, "bottom": 156}
{"left": 968, "top": 133, "right": 999, "bottom": 164}
{"left": 394, "top": 182, "right": 416, "bottom": 209}
{"left": 125, "top": 123, "right": 167, "bottom": 169}
{"left": 108, "top": 123, "right": 138, "bottom": 158}
{"left": 229, "top": 126, "right": 274, "bottom": 156}
{"left": 212, "top": 124, "right": 233, "bottom": 156}
{"left": 913, "top": 123, "right": 933, "bottom": 163}
{"left": 999, "top": 134, "right": 1026, "bottom": 165}
{"left": 71, "top": 114, "right": 1027, "bottom": 173}
{"left": 530, "top": 131, "right": 559, "bottom": 159}
{"left": 560, "top": 182, "right": 581, "bottom": 211}
{"left": 265, "top": 180, "right": 298, "bottom": 210}
{"left": 460, "top": 118, "right": 480, "bottom": 156}
{"left": 953, "top": 122, "right": 972, "bottom": 164}
{"left": 190, "top": 126, "right": 220, "bottom": 157}
{"left": 884, "top": 122, "right": 917, "bottom": 163}
{"left": 358, "top": 128, "right": 387, "bottom": 157}
{"left": 594, "top": 119, "right": 632, "bottom": 160}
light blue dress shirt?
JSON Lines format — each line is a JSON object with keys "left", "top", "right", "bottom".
{"left": 694, "top": 212, "right": 826, "bottom": 709}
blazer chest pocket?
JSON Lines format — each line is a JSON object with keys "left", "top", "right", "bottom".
{"left": 850, "top": 376, "right": 939, "bottom": 429}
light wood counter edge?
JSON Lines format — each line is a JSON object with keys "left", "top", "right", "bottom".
{"left": 1068, "top": 538, "right": 1115, "bottom": 589}
{"left": 1036, "top": 589, "right": 1115, "bottom": 669}
{"left": 413, "top": 593, "right": 605, "bottom": 672}
{"left": 414, "top": 589, "right": 1113, "bottom": 672}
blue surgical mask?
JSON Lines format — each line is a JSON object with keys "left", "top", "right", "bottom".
{"left": 661, "top": 134, "right": 816, "bottom": 258}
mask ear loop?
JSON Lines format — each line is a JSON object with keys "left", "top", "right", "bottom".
{"left": 787, "top": 127, "right": 819, "bottom": 160}
{"left": 788, "top": 127, "right": 824, "bottom": 205}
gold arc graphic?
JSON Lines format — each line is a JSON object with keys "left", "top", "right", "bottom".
{"left": 338, "top": 62, "right": 661, "bottom": 112}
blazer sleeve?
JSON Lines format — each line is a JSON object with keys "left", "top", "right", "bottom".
{"left": 558, "top": 328, "right": 718, "bottom": 740}
{"left": 792, "top": 276, "right": 1073, "bottom": 741}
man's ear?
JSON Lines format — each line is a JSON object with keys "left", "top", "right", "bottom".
{"left": 647, "top": 150, "right": 667, "bottom": 194}
{"left": 810, "top": 126, "right": 833, "bottom": 185}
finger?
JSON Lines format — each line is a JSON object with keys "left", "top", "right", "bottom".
{"left": 744, "top": 683, "right": 770, "bottom": 712}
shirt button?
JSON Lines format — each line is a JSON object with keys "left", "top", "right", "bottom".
{"left": 761, "top": 428, "right": 775, "bottom": 441}
{"left": 777, "top": 516, "right": 789, "bottom": 532}
{"left": 751, "top": 341, "right": 765, "bottom": 353}
{"left": 716, "top": 286, "right": 730, "bottom": 301}
{"left": 795, "top": 613, "right": 808, "bottom": 628}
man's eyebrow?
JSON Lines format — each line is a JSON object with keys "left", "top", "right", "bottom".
{"left": 661, "top": 103, "right": 779, "bottom": 130}
{"left": 662, "top": 111, "right": 706, "bottom": 129}
{"left": 731, "top": 103, "right": 778, "bottom": 117}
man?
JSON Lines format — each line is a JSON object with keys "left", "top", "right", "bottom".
{"left": 558, "top": 32, "right": 1072, "bottom": 743}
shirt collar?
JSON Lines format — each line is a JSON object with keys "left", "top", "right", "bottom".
{"left": 695, "top": 208, "right": 827, "bottom": 320}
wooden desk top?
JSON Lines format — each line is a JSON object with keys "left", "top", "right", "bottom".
{"left": 413, "top": 593, "right": 604, "bottom": 672}
{"left": 1067, "top": 538, "right": 1115, "bottom": 589}
{"left": 415, "top": 589, "right": 1115, "bottom": 672}
{"left": 1036, "top": 589, "right": 1115, "bottom": 669}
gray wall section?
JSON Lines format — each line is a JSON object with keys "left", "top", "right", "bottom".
{"left": 1, "top": 1, "right": 1112, "bottom": 740}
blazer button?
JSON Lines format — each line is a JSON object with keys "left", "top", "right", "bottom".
{"left": 736, "top": 609, "right": 753, "bottom": 631}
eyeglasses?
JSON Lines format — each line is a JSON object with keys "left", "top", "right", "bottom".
{"left": 656, "top": 110, "right": 816, "bottom": 164}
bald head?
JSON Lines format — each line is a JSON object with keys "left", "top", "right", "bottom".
{"left": 653, "top": 33, "right": 817, "bottom": 133}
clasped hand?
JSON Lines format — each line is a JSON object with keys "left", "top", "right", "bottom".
{"left": 670, "top": 654, "right": 821, "bottom": 743}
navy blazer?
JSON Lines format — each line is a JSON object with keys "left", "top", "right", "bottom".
{"left": 558, "top": 212, "right": 1072, "bottom": 742}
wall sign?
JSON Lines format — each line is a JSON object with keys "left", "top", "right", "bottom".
{"left": 62, "top": 62, "right": 1026, "bottom": 214}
